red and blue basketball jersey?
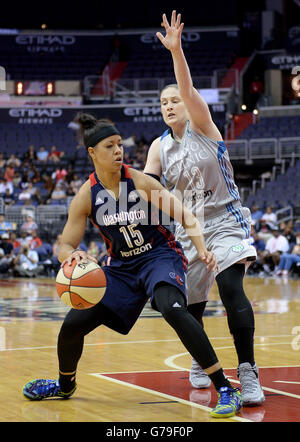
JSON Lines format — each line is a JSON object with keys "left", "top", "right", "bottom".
{"left": 89, "top": 165, "right": 187, "bottom": 267}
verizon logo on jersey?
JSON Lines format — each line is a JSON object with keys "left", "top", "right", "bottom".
{"left": 102, "top": 209, "right": 146, "bottom": 226}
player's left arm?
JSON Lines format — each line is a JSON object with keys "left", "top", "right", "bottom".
{"left": 157, "top": 10, "right": 222, "bottom": 140}
{"left": 131, "top": 169, "right": 218, "bottom": 271}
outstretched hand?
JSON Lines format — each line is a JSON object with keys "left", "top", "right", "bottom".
{"left": 156, "top": 10, "right": 184, "bottom": 52}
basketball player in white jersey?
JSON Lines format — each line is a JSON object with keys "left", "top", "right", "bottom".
{"left": 144, "top": 11, "right": 265, "bottom": 405}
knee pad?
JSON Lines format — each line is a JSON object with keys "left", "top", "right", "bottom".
{"left": 153, "top": 284, "right": 187, "bottom": 324}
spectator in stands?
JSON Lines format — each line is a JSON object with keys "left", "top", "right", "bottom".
{"left": 19, "top": 171, "right": 30, "bottom": 190}
{"left": 66, "top": 183, "right": 75, "bottom": 198}
{"left": 4, "top": 164, "right": 14, "bottom": 182}
{"left": 21, "top": 214, "right": 38, "bottom": 235}
{"left": 19, "top": 182, "right": 42, "bottom": 205}
{"left": 0, "top": 232, "right": 14, "bottom": 257}
{"left": 21, "top": 201, "right": 36, "bottom": 217}
{"left": 3, "top": 188, "right": 15, "bottom": 206}
{"left": 9, "top": 231, "right": 21, "bottom": 250}
{"left": 37, "top": 146, "right": 49, "bottom": 163}
{"left": 17, "top": 230, "right": 32, "bottom": 248}
{"left": 0, "top": 234, "right": 16, "bottom": 273}
{"left": 0, "top": 178, "right": 13, "bottom": 196}
{"left": 65, "top": 165, "right": 75, "bottom": 184}
{"left": 52, "top": 166, "right": 67, "bottom": 183}
{"left": 12, "top": 171, "right": 21, "bottom": 188}
{"left": 41, "top": 172, "right": 55, "bottom": 202}
{"left": 48, "top": 181, "right": 67, "bottom": 204}
{"left": 29, "top": 229, "right": 43, "bottom": 249}
{"left": 250, "top": 228, "right": 266, "bottom": 253}
{"left": 69, "top": 174, "right": 83, "bottom": 195}
{"left": 0, "top": 246, "right": 12, "bottom": 274}
{"left": 276, "top": 232, "right": 300, "bottom": 277}
{"left": 48, "top": 145, "right": 64, "bottom": 163}
{"left": 12, "top": 243, "right": 41, "bottom": 277}
{"left": 259, "top": 226, "right": 289, "bottom": 274}
{"left": 6, "top": 154, "right": 21, "bottom": 168}
{"left": 256, "top": 218, "right": 272, "bottom": 242}
{"left": 29, "top": 164, "right": 41, "bottom": 184}
{"left": 18, "top": 187, "right": 32, "bottom": 202}
{"left": 0, "top": 153, "right": 6, "bottom": 169}
{"left": 250, "top": 205, "right": 263, "bottom": 225}
{"left": 23, "top": 144, "right": 37, "bottom": 163}
{"left": 281, "top": 221, "right": 296, "bottom": 252}
{"left": 261, "top": 206, "right": 277, "bottom": 229}
{"left": 0, "top": 213, "right": 14, "bottom": 235}
{"left": 51, "top": 234, "right": 62, "bottom": 272}
{"left": 248, "top": 229, "right": 265, "bottom": 274}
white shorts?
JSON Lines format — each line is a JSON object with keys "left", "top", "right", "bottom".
{"left": 176, "top": 205, "right": 257, "bottom": 304}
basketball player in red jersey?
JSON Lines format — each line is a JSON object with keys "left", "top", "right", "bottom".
{"left": 23, "top": 113, "right": 243, "bottom": 418}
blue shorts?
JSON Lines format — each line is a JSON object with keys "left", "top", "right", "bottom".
{"left": 100, "top": 243, "right": 187, "bottom": 334}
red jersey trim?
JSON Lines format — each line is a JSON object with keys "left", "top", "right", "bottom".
{"left": 123, "top": 163, "right": 132, "bottom": 179}
{"left": 89, "top": 172, "right": 97, "bottom": 187}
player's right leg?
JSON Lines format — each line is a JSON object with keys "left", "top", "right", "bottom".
{"left": 187, "top": 301, "right": 211, "bottom": 388}
{"left": 23, "top": 303, "right": 114, "bottom": 400}
{"left": 23, "top": 265, "right": 146, "bottom": 401}
{"left": 185, "top": 259, "right": 213, "bottom": 389}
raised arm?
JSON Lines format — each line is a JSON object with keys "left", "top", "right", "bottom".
{"left": 156, "top": 10, "right": 222, "bottom": 140}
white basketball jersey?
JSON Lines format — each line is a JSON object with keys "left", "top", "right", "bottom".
{"left": 160, "top": 121, "right": 240, "bottom": 219}
{"left": 160, "top": 121, "right": 249, "bottom": 263}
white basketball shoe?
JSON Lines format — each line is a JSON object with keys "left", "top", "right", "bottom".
{"left": 238, "top": 362, "right": 265, "bottom": 405}
{"left": 189, "top": 358, "right": 211, "bottom": 388}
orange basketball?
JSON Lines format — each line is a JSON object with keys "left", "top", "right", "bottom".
{"left": 56, "top": 259, "right": 106, "bottom": 310}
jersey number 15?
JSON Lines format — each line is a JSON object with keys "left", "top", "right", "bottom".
{"left": 119, "top": 224, "right": 144, "bottom": 248}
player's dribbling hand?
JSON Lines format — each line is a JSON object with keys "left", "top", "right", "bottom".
{"left": 156, "top": 10, "right": 184, "bottom": 52}
{"left": 61, "top": 250, "right": 98, "bottom": 267}
{"left": 199, "top": 250, "right": 220, "bottom": 273}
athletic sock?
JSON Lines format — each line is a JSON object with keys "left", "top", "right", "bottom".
{"left": 209, "top": 368, "right": 232, "bottom": 391}
{"left": 59, "top": 372, "right": 76, "bottom": 393}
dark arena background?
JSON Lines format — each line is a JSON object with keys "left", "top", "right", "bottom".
{"left": 0, "top": 0, "right": 299, "bottom": 426}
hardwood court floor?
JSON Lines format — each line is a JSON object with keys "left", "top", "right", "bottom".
{"left": 0, "top": 275, "right": 299, "bottom": 422}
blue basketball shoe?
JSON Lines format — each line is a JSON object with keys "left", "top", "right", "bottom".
{"left": 23, "top": 379, "right": 76, "bottom": 400}
{"left": 210, "top": 387, "right": 242, "bottom": 418}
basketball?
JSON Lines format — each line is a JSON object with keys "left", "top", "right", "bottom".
{"left": 56, "top": 260, "right": 106, "bottom": 309}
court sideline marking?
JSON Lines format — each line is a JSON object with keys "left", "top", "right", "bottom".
{"left": 90, "top": 373, "right": 251, "bottom": 422}
{"left": 0, "top": 334, "right": 295, "bottom": 352}
{"left": 165, "top": 352, "right": 300, "bottom": 400}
